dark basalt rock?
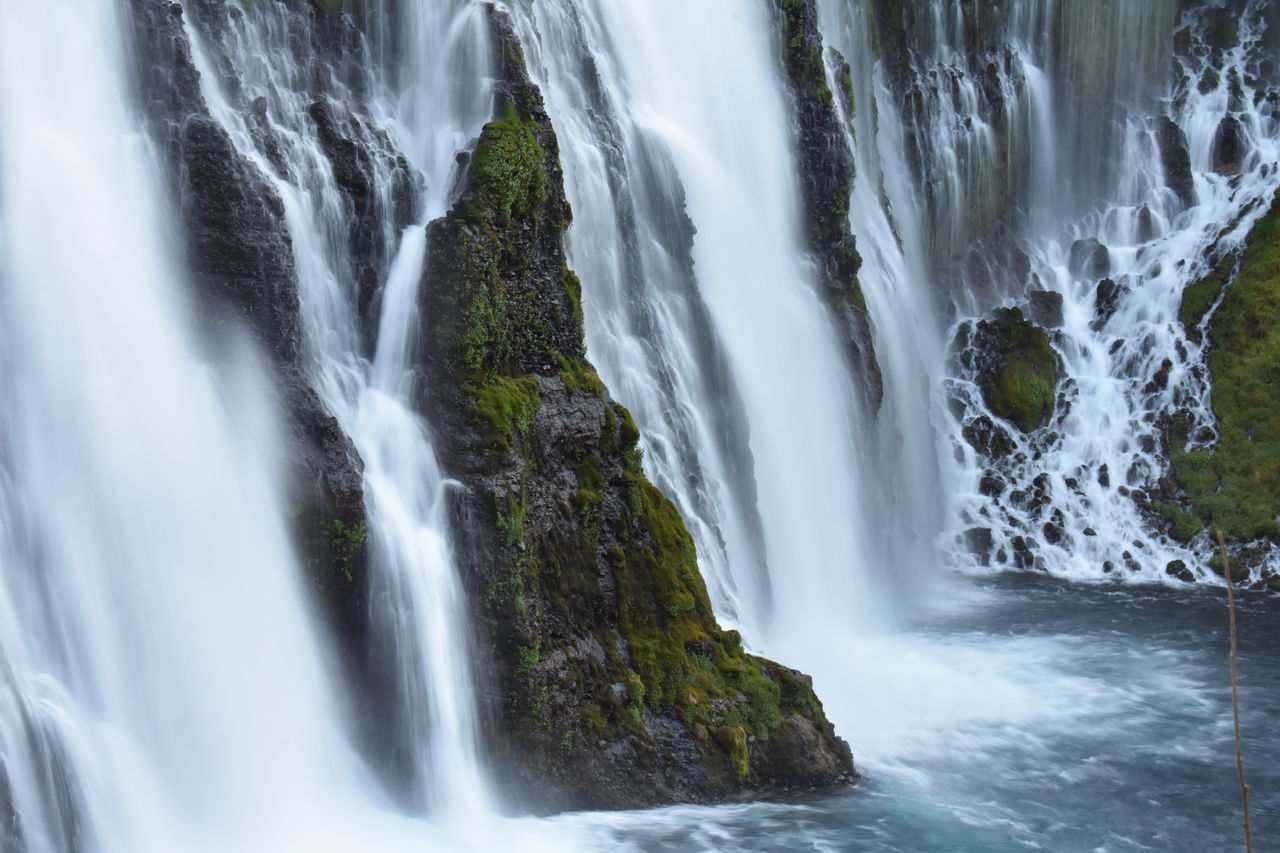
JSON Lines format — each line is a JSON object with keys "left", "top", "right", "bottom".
{"left": 421, "top": 8, "right": 854, "bottom": 813}
{"left": 768, "top": 0, "right": 882, "bottom": 411}
{"left": 962, "top": 415, "right": 1016, "bottom": 459}
{"left": 1028, "top": 290, "right": 1064, "bottom": 328}
{"left": 1069, "top": 238, "right": 1111, "bottom": 280}
{"left": 1010, "top": 535, "right": 1036, "bottom": 569}
{"left": 963, "top": 527, "right": 994, "bottom": 564}
{"left": 307, "top": 96, "right": 422, "bottom": 347}
{"left": 1211, "top": 114, "right": 1247, "bottom": 176}
{"left": 1092, "top": 277, "right": 1128, "bottom": 331}
{"left": 1155, "top": 116, "right": 1195, "bottom": 208}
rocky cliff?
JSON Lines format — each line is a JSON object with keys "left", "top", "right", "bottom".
{"left": 422, "top": 8, "right": 854, "bottom": 812}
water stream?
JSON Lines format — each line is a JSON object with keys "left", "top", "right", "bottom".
{"left": 1, "top": 0, "right": 1277, "bottom": 850}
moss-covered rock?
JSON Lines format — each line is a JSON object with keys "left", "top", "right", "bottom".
{"left": 421, "top": 7, "right": 854, "bottom": 813}
{"left": 970, "top": 307, "right": 1059, "bottom": 433}
{"left": 767, "top": 0, "right": 881, "bottom": 410}
{"left": 1172, "top": 190, "right": 1280, "bottom": 543}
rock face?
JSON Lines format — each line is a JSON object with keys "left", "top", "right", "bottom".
{"left": 1211, "top": 115, "right": 1247, "bottom": 176}
{"left": 965, "top": 308, "right": 1059, "bottom": 434}
{"left": 126, "top": 0, "right": 373, "bottom": 665}
{"left": 422, "top": 9, "right": 855, "bottom": 812}
{"left": 1155, "top": 116, "right": 1195, "bottom": 208}
{"left": 768, "top": 0, "right": 882, "bottom": 410}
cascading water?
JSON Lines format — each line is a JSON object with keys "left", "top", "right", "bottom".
{"left": 0, "top": 1, "right": 405, "bottom": 849}
{"left": 5, "top": 0, "right": 1280, "bottom": 849}
{"left": 508, "top": 0, "right": 887, "bottom": 666}
{"left": 169, "top": 0, "right": 497, "bottom": 815}
{"left": 921, "top": 2, "right": 1280, "bottom": 585}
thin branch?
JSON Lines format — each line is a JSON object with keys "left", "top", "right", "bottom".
{"left": 1218, "top": 529, "right": 1253, "bottom": 853}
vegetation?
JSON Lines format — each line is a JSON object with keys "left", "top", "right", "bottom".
{"left": 468, "top": 104, "right": 547, "bottom": 224}
{"left": 468, "top": 374, "right": 540, "bottom": 452}
{"left": 329, "top": 518, "right": 367, "bottom": 582}
{"left": 1180, "top": 254, "right": 1234, "bottom": 343}
{"left": 1173, "top": 191, "right": 1280, "bottom": 542}
{"left": 976, "top": 308, "right": 1058, "bottom": 433}
{"left": 425, "top": 21, "right": 845, "bottom": 792}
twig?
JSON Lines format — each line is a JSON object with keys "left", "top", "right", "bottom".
{"left": 1218, "top": 529, "right": 1253, "bottom": 853}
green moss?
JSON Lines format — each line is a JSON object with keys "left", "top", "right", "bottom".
{"left": 1150, "top": 500, "right": 1204, "bottom": 543}
{"left": 468, "top": 105, "right": 546, "bottom": 225}
{"left": 712, "top": 725, "right": 750, "bottom": 779}
{"left": 1175, "top": 191, "right": 1280, "bottom": 542}
{"left": 517, "top": 640, "right": 541, "bottom": 678}
{"left": 977, "top": 308, "right": 1058, "bottom": 433}
{"left": 830, "top": 47, "right": 856, "bottom": 120}
{"left": 496, "top": 492, "right": 527, "bottom": 547}
{"left": 329, "top": 519, "right": 366, "bottom": 582}
{"left": 990, "top": 360, "right": 1056, "bottom": 433}
{"left": 771, "top": 0, "right": 835, "bottom": 108}
{"left": 1180, "top": 254, "right": 1234, "bottom": 343}
{"left": 468, "top": 375, "right": 540, "bottom": 450}
{"left": 557, "top": 354, "right": 606, "bottom": 398}
{"left": 610, "top": 464, "right": 811, "bottom": 750}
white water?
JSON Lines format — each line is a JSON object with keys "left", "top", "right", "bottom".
{"left": 172, "top": 0, "right": 498, "bottom": 819}
{"left": 3, "top": 0, "right": 1280, "bottom": 849}
{"left": 925, "top": 2, "right": 1280, "bottom": 585}
{"left": 0, "top": 0, "right": 585, "bottom": 849}
{"left": 0, "top": 1, "right": 390, "bottom": 849}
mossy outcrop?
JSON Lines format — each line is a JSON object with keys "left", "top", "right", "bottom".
{"left": 967, "top": 307, "right": 1059, "bottom": 434}
{"left": 768, "top": 0, "right": 882, "bottom": 410}
{"left": 1172, "top": 190, "right": 1280, "bottom": 543}
{"left": 422, "top": 8, "right": 854, "bottom": 812}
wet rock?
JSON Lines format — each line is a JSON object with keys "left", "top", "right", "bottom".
{"left": 1010, "top": 535, "right": 1036, "bottom": 569}
{"left": 769, "top": 0, "right": 881, "bottom": 409}
{"left": 1027, "top": 473, "right": 1053, "bottom": 516}
{"left": 1069, "top": 238, "right": 1111, "bottom": 279}
{"left": 1210, "top": 554, "right": 1251, "bottom": 584}
{"left": 308, "top": 97, "right": 422, "bottom": 344}
{"left": 1097, "top": 464, "right": 1111, "bottom": 488}
{"left": 966, "top": 308, "right": 1059, "bottom": 433}
{"left": 1211, "top": 115, "right": 1247, "bottom": 176}
{"left": 1028, "top": 290, "right": 1064, "bottom": 328}
{"left": 1134, "top": 204, "right": 1159, "bottom": 243}
{"left": 1042, "top": 521, "right": 1064, "bottom": 546}
{"left": 963, "top": 527, "right": 994, "bottom": 565}
{"left": 1165, "top": 560, "right": 1195, "bottom": 583}
{"left": 979, "top": 471, "right": 1005, "bottom": 498}
{"left": 963, "top": 415, "right": 1016, "bottom": 459}
{"left": 1154, "top": 116, "right": 1195, "bottom": 208}
{"left": 1144, "top": 358, "right": 1174, "bottom": 395}
{"left": 424, "top": 8, "right": 854, "bottom": 812}
{"left": 1083, "top": 527, "right": 1097, "bottom": 537}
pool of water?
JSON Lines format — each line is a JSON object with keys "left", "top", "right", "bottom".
{"left": 552, "top": 574, "right": 1276, "bottom": 851}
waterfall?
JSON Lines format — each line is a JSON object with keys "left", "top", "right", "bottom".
{"left": 882, "top": 0, "right": 1280, "bottom": 584}
{"left": 3, "top": 0, "right": 1280, "bottom": 848}
{"left": 169, "top": 0, "right": 497, "bottom": 815}
{"left": 0, "top": 0, "right": 372, "bottom": 848}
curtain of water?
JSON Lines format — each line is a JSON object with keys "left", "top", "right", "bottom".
{"left": 0, "top": 1, "right": 388, "bottom": 849}
{"left": 510, "top": 0, "right": 887, "bottom": 658}
{"left": 171, "top": 0, "right": 496, "bottom": 818}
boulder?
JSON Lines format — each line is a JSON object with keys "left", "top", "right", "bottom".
{"left": 968, "top": 308, "right": 1060, "bottom": 433}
